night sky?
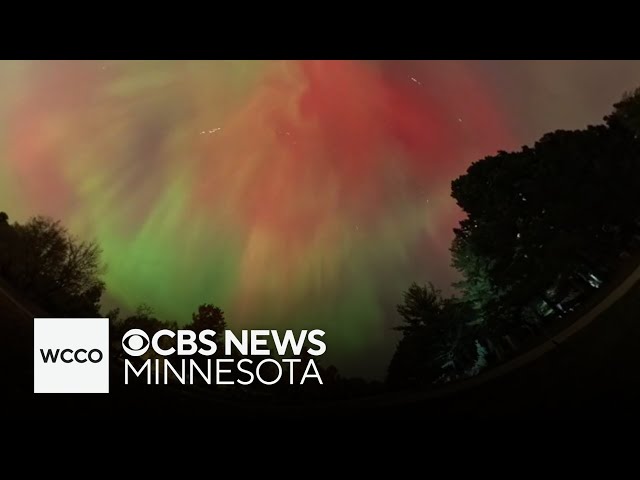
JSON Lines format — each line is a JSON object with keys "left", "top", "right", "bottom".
{"left": 1, "top": 60, "right": 639, "bottom": 377}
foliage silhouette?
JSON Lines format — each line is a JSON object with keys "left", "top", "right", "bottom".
{"left": 391, "top": 86, "right": 640, "bottom": 388}
{"left": 388, "top": 282, "right": 479, "bottom": 387}
{"left": 0, "top": 214, "right": 105, "bottom": 317}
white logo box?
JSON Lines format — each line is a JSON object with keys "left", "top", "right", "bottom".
{"left": 34, "top": 318, "right": 109, "bottom": 393}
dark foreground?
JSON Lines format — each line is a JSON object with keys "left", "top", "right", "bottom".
{"left": 5, "top": 276, "right": 640, "bottom": 420}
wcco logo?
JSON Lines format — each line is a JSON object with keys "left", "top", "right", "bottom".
{"left": 34, "top": 318, "right": 109, "bottom": 393}
{"left": 40, "top": 348, "right": 104, "bottom": 364}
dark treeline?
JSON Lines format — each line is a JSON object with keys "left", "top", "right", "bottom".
{"left": 388, "top": 87, "right": 640, "bottom": 388}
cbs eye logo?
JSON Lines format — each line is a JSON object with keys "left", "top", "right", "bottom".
{"left": 122, "top": 329, "right": 150, "bottom": 356}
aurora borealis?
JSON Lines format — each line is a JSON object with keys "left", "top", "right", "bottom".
{"left": 2, "top": 60, "right": 640, "bottom": 376}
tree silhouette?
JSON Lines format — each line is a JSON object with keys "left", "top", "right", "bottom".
{"left": 606, "top": 87, "right": 640, "bottom": 135}
{"left": 395, "top": 282, "right": 443, "bottom": 334}
{"left": 388, "top": 282, "right": 479, "bottom": 387}
{"left": 0, "top": 214, "right": 105, "bottom": 316}
{"left": 450, "top": 122, "right": 640, "bottom": 332}
{"left": 189, "top": 303, "right": 227, "bottom": 361}
{"left": 190, "top": 303, "right": 227, "bottom": 333}
{"left": 390, "top": 86, "right": 640, "bottom": 387}
{"left": 0, "top": 212, "right": 17, "bottom": 277}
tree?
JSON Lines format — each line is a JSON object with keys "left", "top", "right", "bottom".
{"left": 395, "top": 282, "right": 444, "bottom": 335}
{"left": 118, "top": 304, "right": 177, "bottom": 335}
{"left": 0, "top": 211, "right": 18, "bottom": 276}
{"left": 2, "top": 215, "right": 105, "bottom": 316}
{"left": 451, "top": 235, "right": 507, "bottom": 327}
{"left": 190, "top": 303, "right": 227, "bottom": 333}
{"left": 389, "top": 85, "right": 640, "bottom": 388}
{"left": 450, "top": 122, "right": 640, "bottom": 331}
{"left": 605, "top": 87, "right": 640, "bottom": 135}
{"left": 189, "top": 303, "right": 227, "bottom": 352}
{"left": 387, "top": 282, "right": 479, "bottom": 388}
